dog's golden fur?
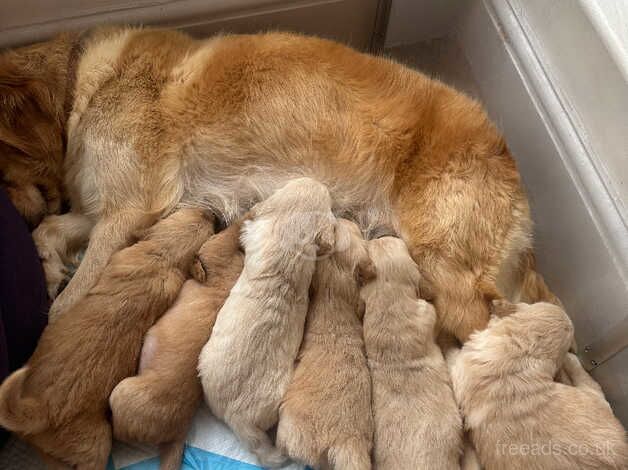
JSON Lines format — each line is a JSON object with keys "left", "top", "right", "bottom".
{"left": 0, "top": 32, "right": 78, "bottom": 227}
{"left": 0, "top": 26, "right": 553, "bottom": 339}
{"left": 451, "top": 301, "right": 628, "bottom": 470}
{"left": 0, "top": 208, "right": 213, "bottom": 468}
{"left": 362, "top": 236, "right": 463, "bottom": 469}
{"left": 198, "top": 178, "right": 335, "bottom": 467}
{"left": 276, "top": 219, "right": 375, "bottom": 469}
{"left": 109, "top": 221, "right": 244, "bottom": 470}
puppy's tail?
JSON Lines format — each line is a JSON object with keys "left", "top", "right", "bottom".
{"left": 159, "top": 440, "right": 185, "bottom": 470}
{"left": 461, "top": 440, "right": 483, "bottom": 470}
{"left": 323, "top": 438, "right": 371, "bottom": 470}
{"left": 229, "top": 418, "right": 287, "bottom": 468}
{"left": 0, "top": 367, "right": 47, "bottom": 434}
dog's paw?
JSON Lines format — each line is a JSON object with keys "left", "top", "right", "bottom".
{"left": 562, "top": 352, "right": 583, "bottom": 374}
{"left": 40, "top": 249, "right": 70, "bottom": 300}
{"left": 32, "top": 227, "right": 68, "bottom": 300}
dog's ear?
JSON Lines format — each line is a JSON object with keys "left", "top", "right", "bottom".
{"left": 190, "top": 256, "right": 207, "bottom": 283}
{"left": 418, "top": 273, "right": 436, "bottom": 301}
{"left": 315, "top": 223, "right": 335, "bottom": 256}
{"left": 490, "top": 299, "right": 518, "bottom": 318}
{"left": 127, "top": 226, "right": 150, "bottom": 245}
{"left": 357, "top": 297, "right": 366, "bottom": 320}
{"left": 357, "top": 255, "right": 376, "bottom": 285}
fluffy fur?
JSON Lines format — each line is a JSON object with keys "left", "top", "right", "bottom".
{"left": 109, "top": 221, "right": 244, "bottom": 470}
{"left": 0, "top": 32, "right": 79, "bottom": 226}
{"left": 198, "top": 178, "right": 335, "bottom": 467}
{"left": 451, "top": 301, "right": 628, "bottom": 470}
{"left": 0, "top": 27, "right": 551, "bottom": 339}
{"left": 276, "top": 219, "right": 375, "bottom": 469}
{"left": 362, "top": 236, "right": 463, "bottom": 469}
{"left": 0, "top": 208, "right": 213, "bottom": 468}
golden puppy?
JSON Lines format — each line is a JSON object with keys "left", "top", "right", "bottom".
{"left": 0, "top": 208, "right": 213, "bottom": 469}
{"left": 198, "top": 177, "right": 335, "bottom": 467}
{"left": 1, "top": 27, "right": 549, "bottom": 340}
{"left": 362, "top": 236, "right": 463, "bottom": 469}
{"left": 109, "top": 221, "right": 244, "bottom": 470}
{"left": 276, "top": 219, "right": 375, "bottom": 469}
{"left": 451, "top": 301, "right": 628, "bottom": 470}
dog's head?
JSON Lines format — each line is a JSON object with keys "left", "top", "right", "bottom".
{"left": 489, "top": 300, "right": 575, "bottom": 368}
{"left": 250, "top": 177, "right": 335, "bottom": 259}
{"left": 365, "top": 235, "right": 420, "bottom": 293}
{"left": 332, "top": 219, "right": 375, "bottom": 285}
{"left": 0, "top": 33, "right": 77, "bottom": 226}
{"left": 191, "top": 220, "right": 245, "bottom": 283}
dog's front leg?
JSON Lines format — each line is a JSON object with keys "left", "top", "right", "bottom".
{"left": 47, "top": 209, "right": 158, "bottom": 319}
{"left": 33, "top": 213, "right": 94, "bottom": 301}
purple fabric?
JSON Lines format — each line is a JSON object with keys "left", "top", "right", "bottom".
{"left": 0, "top": 187, "right": 48, "bottom": 381}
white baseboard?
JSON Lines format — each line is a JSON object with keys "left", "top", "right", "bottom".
{"left": 0, "top": 0, "right": 380, "bottom": 50}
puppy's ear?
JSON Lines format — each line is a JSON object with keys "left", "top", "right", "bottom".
{"left": 127, "top": 227, "right": 149, "bottom": 245}
{"left": 569, "top": 336, "right": 578, "bottom": 354}
{"left": 190, "top": 257, "right": 207, "bottom": 283}
{"left": 315, "top": 223, "right": 335, "bottom": 256}
{"left": 418, "top": 273, "right": 436, "bottom": 301}
{"left": 357, "top": 256, "right": 376, "bottom": 285}
{"left": 490, "top": 299, "right": 518, "bottom": 318}
{"left": 357, "top": 297, "right": 366, "bottom": 320}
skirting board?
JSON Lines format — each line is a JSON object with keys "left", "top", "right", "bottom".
{"left": 0, "top": 0, "right": 382, "bottom": 50}
{"left": 455, "top": 0, "right": 628, "bottom": 424}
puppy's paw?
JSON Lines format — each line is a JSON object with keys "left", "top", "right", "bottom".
{"left": 562, "top": 352, "right": 583, "bottom": 375}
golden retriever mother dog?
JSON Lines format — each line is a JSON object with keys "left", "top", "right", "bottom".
{"left": 0, "top": 27, "right": 551, "bottom": 339}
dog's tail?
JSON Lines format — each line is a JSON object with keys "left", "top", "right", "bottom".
{"left": 518, "top": 251, "right": 563, "bottom": 307}
{"left": 461, "top": 439, "right": 483, "bottom": 470}
{"left": 323, "top": 437, "right": 371, "bottom": 470}
{"left": 229, "top": 418, "right": 287, "bottom": 468}
{"left": 159, "top": 440, "right": 186, "bottom": 470}
{"left": 0, "top": 367, "right": 47, "bottom": 434}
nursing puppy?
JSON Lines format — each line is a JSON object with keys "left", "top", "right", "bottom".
{"left": 109, "top": 221, "right": 244, "bottom": 470}
{"left": 362, "top": 236, "right": 463, "bottom": 469}
{"left": 451, "top": 301, "right": 628, "bottom": 470}
{"left": 276, "top": 219, "right": 375, "bottom": 469}
{"left": 0, "top": 208, "right": 213, "bottom": 469}
{"left": 198, "top": 177, "right": 335, "bottom": 467}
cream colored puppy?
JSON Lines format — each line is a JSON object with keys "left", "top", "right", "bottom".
{"left": 276, "top": 219, "right": 375, "bottom": 470}
{"left": 362, "top": 236, "right": 463, "bottom": 469}
{"left": 451, "top": 301, "right": 628, "bottom": 470}
{"left": 198, "top": 177, "right": 335, "bottom": 467}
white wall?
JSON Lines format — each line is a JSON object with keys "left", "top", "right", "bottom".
{"left": 384, "top": 0, "right": 462, "bottom": 47}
